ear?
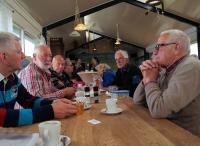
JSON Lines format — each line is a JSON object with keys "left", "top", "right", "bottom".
{"left": 174, "top": 43, "right": 181, "bottom": 55}
{"left": 32, "top": 53, "right": 36, "bottom": 61}
{"left": 0, "top": 52, "right": 6, "bottom": 62}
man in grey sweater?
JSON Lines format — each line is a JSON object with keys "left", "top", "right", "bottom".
{"left": 133, "top": 29, "right": 200, "bottom": 136}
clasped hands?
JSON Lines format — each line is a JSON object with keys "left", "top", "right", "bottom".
{"left": 139, "top": 60, "right": 160, "bottom": 85}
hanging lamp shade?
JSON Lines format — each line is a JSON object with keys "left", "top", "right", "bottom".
{"left": 74, "top": 0, "right": 86, "bottom": 31}
{"left": 115, "top": 24, "right": 121, "bottom": 45}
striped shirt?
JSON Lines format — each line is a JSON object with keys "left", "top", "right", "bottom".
{"left": 0, "top": 73, "right": 54, "bottom": 127}
{"left": 19, "top": 62, "right": 64, "bottom": 98}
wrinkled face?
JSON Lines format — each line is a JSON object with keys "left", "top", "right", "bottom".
{"left": 115, "top": 53, "right": 128, "bottom": 69}
{"left": 65, "top": 64, "right": 73, "bottom": 73}
{"left": 33, "top": 46, "right": 52, "bottom": 71}
{"left": 153, "top": 34, "right": 177, "bottom": 67}
{"left": 52, "top": 58, "right": 65, "bottom": 73}
{"left": 91, "top": 58, "right": 97, "bottom": 65}
{"left": 3, "top": 40, "right": 25, "bottom": 72}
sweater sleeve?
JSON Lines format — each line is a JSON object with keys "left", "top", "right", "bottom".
{"left": 144, "top": 62, "right": 200, "bottom": 118}
{"left": 0, "top": 79, "right": 55, "bottom": 127}
{"left": 133, "top": 81, "right": 146, "bottom": 104}
{"left": 0, "top": 105, "right": 54, "bottom": 127}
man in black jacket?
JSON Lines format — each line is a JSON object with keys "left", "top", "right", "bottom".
{"left": 50, "top": 55, "right": 73, "bottom": 89}
{"left": 111, "top": 50, "right": 142, "bottom": 97}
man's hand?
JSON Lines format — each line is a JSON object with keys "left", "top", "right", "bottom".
{"left": 63, "top": 87, "right": 76, "bottom": 98}
{"left": 139, "top": 60, "right": 159, "bottom": 85}
{"left": 139, "top": 60, "right": 159, "bottom": 72}
{"left": 52, "top": 99, "right": 77, "bottom": 119}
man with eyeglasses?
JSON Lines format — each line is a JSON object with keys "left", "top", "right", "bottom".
{"left": 0, "top": 32, "right": 77, "bottom": 127}
{"left": 133, "top": 29, "right": 200, "bottom": 136}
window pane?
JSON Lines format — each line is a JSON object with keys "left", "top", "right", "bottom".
{"left": 25, "top": 38, "right": 35, "bottom": 57}
{"left": 13, "top": 25, "right": 21, "bottom": 38}
{"left": 190, "top": 43, "right": 198, "bottom": 56}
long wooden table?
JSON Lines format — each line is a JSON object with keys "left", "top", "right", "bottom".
{"left": 1, "top": 95, "right": 200, "bottom": 146}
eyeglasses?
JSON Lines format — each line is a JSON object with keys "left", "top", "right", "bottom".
{"left": 155, "top": 42, "right": 176, "bottom": 51}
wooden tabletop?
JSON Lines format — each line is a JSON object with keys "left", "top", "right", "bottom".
{"left": 1, "top": 94, "right": 200, "bottom": 146}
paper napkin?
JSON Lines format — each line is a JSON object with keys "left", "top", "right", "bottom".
{"left": 88, "top": 119, "right": 101, "bottom": 125}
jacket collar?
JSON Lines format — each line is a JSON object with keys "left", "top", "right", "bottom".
{"left": 0, "top": 73, "right": 5, "bottom": 82}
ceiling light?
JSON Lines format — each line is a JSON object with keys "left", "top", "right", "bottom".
{"left": 115, "top": 24, "right": 121, "bottom": 45}
{"left": 69, "top": 30, "right": 80, "bottom": 37}
{"left": 74, "top": 0, "right": 86, "bottom": 31}
{"left": 145, "top": 0, "right": 164, "bottom": 15}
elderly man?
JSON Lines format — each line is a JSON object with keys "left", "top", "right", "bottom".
{"left": 111, "top": 50, "right": 142, "bottom": 97}
{"left": 0, "top": 32, "right": 77, "bottom": 127}
{"left": 134, "top": 29, "right": 200, "bottom": 136}
{"left": 49, "top": 55, "right": 73, "bottom": 89}
{"left": 19, "top": 45, "right": 76, "bottom": 98}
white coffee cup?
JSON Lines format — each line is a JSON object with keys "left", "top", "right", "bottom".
{"left": 38, "top": 120, "right": 61, "bottom": 146}
{"left": 105, "top": 98, "right": 118, "bottom": 113}
{"left": 110, "top": 93, "right": 118, "bottom": 99}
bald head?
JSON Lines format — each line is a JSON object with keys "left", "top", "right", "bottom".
{"left": 52, "top": 55, "right": 65, "bottom": 73}
{"left": 33, "top": 45, "right": 52, "bottom": 71}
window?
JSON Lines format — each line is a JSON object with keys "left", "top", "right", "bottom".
{"left": 190, "top": 43, "right": 198, "bottom": 56}
{"left": 13, "top": 23, "right": 36, "bottom": 57}
{"left": 24, "top": 34, "right": 35, "bottom": 57}
{"left": 13, "top": 25, "right": 22, "bottom": 38}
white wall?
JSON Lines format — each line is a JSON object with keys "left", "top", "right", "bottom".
{"left": 5, "top": 0, "right": 42, "bottom": 41}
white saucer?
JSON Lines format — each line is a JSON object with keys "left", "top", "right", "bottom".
{"left": 37, "top": 135, "right": 71, "bottom": 146}
{"left": 100, "top": 89, "right": 106, "bottom": 92}
{"left": 101, "top": 107, "right": 123, "bottom": 115}
{"left": 84, "top": 105, "right": 92, "bottom": 110}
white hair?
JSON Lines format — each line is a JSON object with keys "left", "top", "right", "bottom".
{"left": 160, "top": 29, "right": 190, "bottom": 55}
{"left": 0, "top": 32, "right": 19, "bottom": 52}
{"left": 65, "top": 58, "right": 72, "bottom": 66}
{"left": 33, "top": 44, "right": 49, "bottom": 54}
{"left": 115, "top": 50, "right": 129, "bottom": 59}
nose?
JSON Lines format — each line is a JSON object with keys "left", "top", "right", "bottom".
{"left": 153, "top": 48, "right": 158, "bottom": 55}
{"left": 21, "top": 52, "right": 25, "bottom": 60}
{"left": 47, "top": 55, "right": 52, "bottom": 62}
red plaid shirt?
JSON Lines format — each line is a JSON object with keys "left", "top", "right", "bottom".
{"left": 19, "top": 62, "right": 64, "bottom": 98}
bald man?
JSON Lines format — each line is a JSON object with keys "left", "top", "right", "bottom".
{"left": 49, "top": 55, "right": 73, "bottom": 89}
{"left": 19, "top": 45, "right": 76, "bottom": 99}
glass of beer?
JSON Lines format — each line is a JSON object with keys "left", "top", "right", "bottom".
{"left": 76, "top": 102, "right": 84, "bottom": 115}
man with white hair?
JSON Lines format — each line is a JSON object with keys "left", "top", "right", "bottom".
{"left": 49, "top": 55, "right": 73, "bottom": 89}
{"left": 111, "top": 49, "right": 142, "bottom": 97}
{"left": 19, "top": 45, "right": 76, "bottom": 98}
{"left": 0, "top": 32, "right": 77, "bottom": 127}
{"left": 134, "top": 29, "right": 200, "bottom": 136}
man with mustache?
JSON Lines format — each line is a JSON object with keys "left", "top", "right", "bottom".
{"left": 0, "top": 32, "right": 77, "bottom": 127}
{"left": 19, "top": 45, "right": 76, "bottom": 99}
